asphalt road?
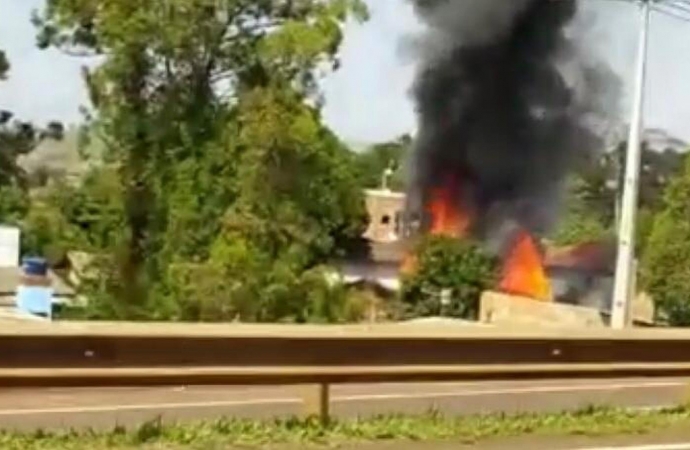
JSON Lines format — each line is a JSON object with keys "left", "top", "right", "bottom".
{"left": 1, "top": 378, "right": 690, "bottom": 431}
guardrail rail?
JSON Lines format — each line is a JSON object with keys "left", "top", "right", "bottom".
{"left": 5, "top": 322, "right": 690, "bottom": 422}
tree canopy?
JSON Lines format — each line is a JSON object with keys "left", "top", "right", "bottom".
{"left": 30, "top": 0, "right": 370, "bottom": 320}
{"left": 551, "top": 138, "right": 685, "bottom": 252}
{"left": 401, "top": 235, "right": 497, "bottom": 320}
{"left": 642, "top": 154, "right": 690, "bottom": 326}
{"left": 354, "top": 134, "right": 411, "bottom": 191}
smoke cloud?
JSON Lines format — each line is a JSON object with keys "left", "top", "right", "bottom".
{"left": 407, "top": 0, "right": 617, "bottom": 247}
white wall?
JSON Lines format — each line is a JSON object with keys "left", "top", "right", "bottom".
{"left": 0, "top": 226, "right": 20, "bottom": 267}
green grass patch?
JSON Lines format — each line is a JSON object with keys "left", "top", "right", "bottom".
{"left": 3, "top": 405, "right": 690, "bottom": 449}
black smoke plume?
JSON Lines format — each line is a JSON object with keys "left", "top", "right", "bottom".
{"left": 408, "top": 0, "right": 613, "bottom": 246}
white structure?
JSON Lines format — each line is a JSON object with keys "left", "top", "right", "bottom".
{"left": 611, "top": 0, "right": 651, "bottom": 329}
{"left": 362, "top": 189, "right": 408, "bottom": 243}
{"left": 0, "top": 226, "right": 20, "bottom": 268}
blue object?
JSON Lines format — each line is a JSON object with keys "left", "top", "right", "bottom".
{"left": 16, "top": 285, "right": 53, "bottom": 319}
{"left": 22, "top": 257, "right": 48, "bottom": 276}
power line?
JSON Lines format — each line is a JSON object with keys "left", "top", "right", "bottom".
{"left": 575, "top": 0, "right": 690, "bottom": 23}
{"left": 558, "top": 0, "right": 690, "bottom": 22}
{"left": 654, "top": 4, "right": 690, "bottom": 22}
{"left": 652, "top": 0, "right": 690, "bottom": 21}
{"left": 668, "top": 0, "right": 690, "bottom": 13}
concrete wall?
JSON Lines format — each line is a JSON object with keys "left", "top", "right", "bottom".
{"left": 480, "top": 291, "right": 607, "bottom": 328}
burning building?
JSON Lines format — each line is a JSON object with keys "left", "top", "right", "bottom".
{"left": 406, "top": 0, "right": 616, "bottom": 301}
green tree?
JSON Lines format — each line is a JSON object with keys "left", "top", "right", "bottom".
{"left": 641, "top": 156, "right": 690, "bottom": 326}
{"left": 354, "top": 134, "right": 411, "bottom": 191}
{"left": 571, "top": 138, "right": 685, "bottom": 233}
{"left": 611, "top": 141, "right": 685, "bottom": 213}
{"left": 0, "top": 48, "right": 62, "bottom": 226}
{"left": 36, "top": 0, "right": 369, "bottom": 320}
{"left": 157, "top": 86, "right": 368, "bottom": 322}
{"left": 401, "top": 235, "right": 497, "bottom": 319}
{"left": 551, "top": 175, "right": 610, "bottom": 246}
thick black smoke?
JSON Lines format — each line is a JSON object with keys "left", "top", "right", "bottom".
{"left": 408, "top": 0, "right": 611, "bottom": 246}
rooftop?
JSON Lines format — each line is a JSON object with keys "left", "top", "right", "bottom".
{"left": 544, "top": 241, "right": 617, "bottom": 275}
{"left": 0, "top": 267, "right": 74, "bottom": 297}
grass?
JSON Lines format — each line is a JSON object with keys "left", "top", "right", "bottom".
{"left": 4, "top": 405, "right": 690, "bottom": 449}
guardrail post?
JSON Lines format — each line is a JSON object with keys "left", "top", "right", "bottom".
{"left": 302, "top": 383, "right": 330, "bottom": 425}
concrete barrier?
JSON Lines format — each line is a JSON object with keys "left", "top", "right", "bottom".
{"left": 479, "top": 291, "right": 607, "bottom": 328}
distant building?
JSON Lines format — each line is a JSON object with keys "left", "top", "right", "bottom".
{"left": 545, "top": 242, "right": 616, "bottom": 309}
{"left": 544, "top": 241, "right": 654, "bottom": 325}
{"left": 340, "top": 190, "right": 656, "bottom": 324}
{"left": 362, "top": 189, "right": 409, "bottom": 243}
{"left": 0, "top": 225, "right": 75, "bottom": 315}
{"left": 0, "top": 266, "right": 75, "bottom": 309}
{"left": 338, "top": 189, "right": 410, "bottom": 294}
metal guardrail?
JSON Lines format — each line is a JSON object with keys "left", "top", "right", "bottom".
{"left": 6, "top": 323, "right": 690, "bottom": 421}
{"left": 4, "top": 363, "right": 690, "bottom": 387}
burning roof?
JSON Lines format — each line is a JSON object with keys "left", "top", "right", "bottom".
{"left": 545, "top": 241, "right": 617, "bottom": 275}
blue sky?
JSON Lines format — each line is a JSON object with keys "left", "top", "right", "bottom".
{"left": 2, "top": 0, "right": 690, "bottom": 144}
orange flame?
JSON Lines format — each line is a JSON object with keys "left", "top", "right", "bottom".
{"left": 403, "top": 177, "right": 552, "bottom": 304}
{"left": 427, "top": 182, "right": 471, "bottom": 238}
{"left": 401, "top": 179, "right": 470, "bottom": 275}
{"left": 400, "top": 252, "right": 418, "bottom": 275}
{"left": 499, "top": 231, "right": 552, "bottom": 301}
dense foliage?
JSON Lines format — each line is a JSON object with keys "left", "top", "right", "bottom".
{"left": 20, "top": 0, "right": 370, "bottom": 321}
{"left": 401, "top": 235, "right": 498, "bottom": 320}
{"left": 642, "top": 155, "right": 690, "bottom": 326}
{"left": 551, "top": 140, "right": 684, "bottom": 254}
{"left": 550, "top": 174, "right": 611, "bottom": 246}
{"left": 354, "top": 134, "right": 410, "bottom": 191}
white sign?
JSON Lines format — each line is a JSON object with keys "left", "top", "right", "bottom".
{"left": 0, "top": 226, "right": 20, "bottom": 267}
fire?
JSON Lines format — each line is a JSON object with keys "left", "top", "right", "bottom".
{"left": 499, "top": 230, "right": 552, "bottom": 301}
{"left": 400, "top": 252, "right": 418, "bottom": 275}
{"left": 401, "top": 180, "right": 469, "bottom": 275}
{"left": 403, "top": 177, "right": 552, "bottom": 303}
{"left": 427, "top": 181, "right": 471, "bottom": 237}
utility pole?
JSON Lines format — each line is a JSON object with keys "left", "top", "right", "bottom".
{"left": 611, "top": 0, "right": 651, "bottom": 329}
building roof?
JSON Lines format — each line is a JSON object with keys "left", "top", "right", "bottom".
{"left": 0, "top": 267, "right": 75, "bottom": 297}
{"left": 345, "top": 231, "right": 619, "bottom": 280}
{"left": 544, "top": 241, "right": 617, "bottom": 275}
{"left": 364, "top": 189, "right": 406, "bottom": 200}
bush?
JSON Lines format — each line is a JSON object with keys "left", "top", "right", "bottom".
{"left": 401, "top": 235, "right": 498, "bottom": 319}
{"left": 0, "top": 184, "right": 29, "bottom": 225}
{"left": 159, "top": 236, "right": 369, "bottom": 324}
{"left": 641, "top": 213, "right": 690, "bottom": 325}
{"left": 20, "top": 201, "right": 72, "bottom": 266}
{"left": 641, "top": 156, "right": 690, "bottom": 326}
